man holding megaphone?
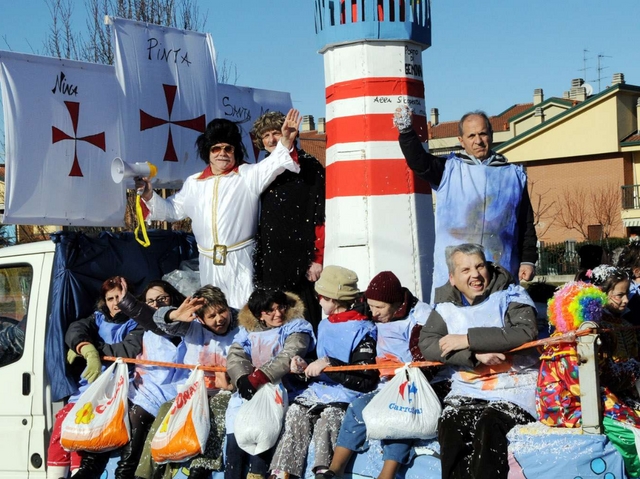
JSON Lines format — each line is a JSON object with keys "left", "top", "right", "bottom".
{"left": 134, "top": 109, "right": 302, "bottom": 309}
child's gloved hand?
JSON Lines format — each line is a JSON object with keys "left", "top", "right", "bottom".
{"left": 305, "top": 356, "right": 331, "bottom": 378}
{"left": 236, "top": 375, "right": 257, "bottom": 400}
{"left": 66, "top": 348, "right": 80, "bottom": 364}
{"left": 393, "top": 106, "right": 413, "bottom": 133}
{"left": 290, "top": 355, "right": 307, "bottom": 374}
{"left": 79, "top": 343, "right": 102, "bottom": 383}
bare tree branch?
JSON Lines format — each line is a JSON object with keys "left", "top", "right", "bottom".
{"left": 217, "top": 57, "right": 239, "bottom": 85}
{"left": 44, "top": 0, "right": 81, "bottom": 60}
{"left": 590, "top": 183, "right": 622, "bottom": 240}
{"left": 555, "top": 187, "right": 591, "bottom": 240}
{"left": 528, "top": 179, "right": 555, "bottom": 238}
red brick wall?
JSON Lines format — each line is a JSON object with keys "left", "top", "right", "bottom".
{"left": 523, "top": 153, "right": 630, "bottom": 243}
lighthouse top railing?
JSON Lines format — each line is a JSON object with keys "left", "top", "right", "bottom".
{"left": 314, "top": 0, "right": 431, "bottom": 52}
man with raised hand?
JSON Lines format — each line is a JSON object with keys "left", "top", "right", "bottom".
{"left": 394, "top": 107, "right": 538, "bottom": 298}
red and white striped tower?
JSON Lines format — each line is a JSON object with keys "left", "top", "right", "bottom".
{"left": 315, "top": 0, "right": 434, "bottom": 300}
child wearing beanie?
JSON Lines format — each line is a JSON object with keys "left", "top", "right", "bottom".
{"left": 269, "top": 266, "right": 379, "bottom": 479}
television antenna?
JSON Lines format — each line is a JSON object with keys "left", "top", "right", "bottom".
{"left": 590, "top": 53, "right": 612, "bottom": 93}
{"left": 579, "top": 49, "right": 592, "bottom": 80}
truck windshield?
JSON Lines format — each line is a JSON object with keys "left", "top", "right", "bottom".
{"left": 0, "top": 265, "right": 32, "bottom": 366}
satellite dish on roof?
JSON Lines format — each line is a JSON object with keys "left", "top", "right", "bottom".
{"left": 584, "top": 83, "right": 594, "bottom": 96}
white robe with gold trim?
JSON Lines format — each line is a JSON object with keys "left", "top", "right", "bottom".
{"left": 144, "top": 142, "right": 300, "bottom": 308}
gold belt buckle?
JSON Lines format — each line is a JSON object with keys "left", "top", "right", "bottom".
{"left": 213, "top": 244, "right": 227, "bottom": 265}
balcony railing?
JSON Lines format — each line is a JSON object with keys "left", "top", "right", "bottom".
{"left": 621, "top": 184, "right": 640, "bottom": 209}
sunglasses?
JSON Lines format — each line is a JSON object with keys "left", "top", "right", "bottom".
{"left": 210, "top": 144, "right": 235, "bottom": 155}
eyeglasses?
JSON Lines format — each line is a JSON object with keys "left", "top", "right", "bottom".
{"left": 263, "top": 304, "right": 287, "bottom": 316}
{"left": 146, "top": 295, "right": 170, "bottom": 306}
{"left": 210, "top": 144, "right": 235, "bottom": 155}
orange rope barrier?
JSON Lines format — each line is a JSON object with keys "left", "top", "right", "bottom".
{"left": 102, "top": 356, "right": 226, "bottom": 372}
{"left": 103, "top": 325, "right": 621, "bottom": 372}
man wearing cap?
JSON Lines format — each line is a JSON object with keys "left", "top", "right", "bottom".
{"left": 271, "top": 266, "right": 378, "bottom": 479}
{"left": 251, "top": 111, "right": 326, "bottom": 329}
{"left": 136, "top": 110, "right": 302, "bottom": 309}
{"left": 419, "top": 243, "right": 538, "bottom": 479}
{"left": 393, "top": 106, "right": 538, "bottom": 298}
{"left": 317, "top": 271, "right": 433, "bottom": 479}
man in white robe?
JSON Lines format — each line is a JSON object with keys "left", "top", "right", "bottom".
{"left": 137, "top": 109, "right": 302, "bottom": 308}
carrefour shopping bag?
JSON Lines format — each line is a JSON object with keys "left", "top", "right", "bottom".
{"left": 61, "top": 359, "right": 130, "bottom": 452}
{"left": 363, "top": 365, "right": 441, "bottom": 440}
{"left": 151, "top": 367, "right": 210, "bottom": 464}
{"left": 235, "top": 382, "right": 288, "bottom": 455}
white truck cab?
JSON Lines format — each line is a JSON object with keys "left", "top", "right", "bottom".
{"left": 0, "top": 240, "right": 56, "bottom": 478}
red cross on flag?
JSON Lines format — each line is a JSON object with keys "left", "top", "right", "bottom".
{"left": 112, "top": 17, "right": 218, "bottom": 189}
{"left": 0, "top": 51, "right": 125, "bottom": 226}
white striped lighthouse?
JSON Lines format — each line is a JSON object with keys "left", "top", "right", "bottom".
{"left": 314, "top": 0, "right": 435, "bottom": 300}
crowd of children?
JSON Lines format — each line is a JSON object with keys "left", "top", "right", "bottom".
{"left": 46, "top": 239, "right": 640, "bottom": 479}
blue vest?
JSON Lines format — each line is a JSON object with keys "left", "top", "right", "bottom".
{"left": 432, "top": 155, "right": 527, "bottom": 301}
{"left": 70, "top": 312, "right": 139, "bottom": 403}
{"left": 436, "top": 285, "right": 538, "bottom": 416}
{"left": 128, "top": 331, "right": 187, "bottom": 416}
{"left": 225, "top": 317, "right": 316, "bottom": 433}
{"left": 376, "top": 301, "right": 431, "bottom": 364}
{"left": 235, "top": 317, "right": 316, "bottom": 368}
{"left": 183, "top": 322, "right": 239, "bottom": 395}
{"left": 299, "top": 316, "right": 377, "bottom": 405}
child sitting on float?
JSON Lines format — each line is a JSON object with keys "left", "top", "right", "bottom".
{"left": 536, "top": 281, "right": 640, "bottom": 476}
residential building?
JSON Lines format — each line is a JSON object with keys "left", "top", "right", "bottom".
{"left": 427, "top": 74, "right": 640, "bottom": 244}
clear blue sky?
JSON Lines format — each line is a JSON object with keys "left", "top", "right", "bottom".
{"left": 1, "top": 0, "right": 640, "bottom": 124}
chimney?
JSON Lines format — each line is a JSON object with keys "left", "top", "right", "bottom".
{"left": 534, "top": 106, "right": 545, "bottom": 124}
{"left": 533, "top": 88, "right": 544, "bottom": 105}
{"left": 563, "top": 91, "right": 571, "bottom": 99}
{"left": 571, "top": 78, "right": 584, "bottom": 88}
{"left": 612, "top": 73, "right": 625, "bottom": 85}
{"left": 317, "top": 117, "right": 326, "bottom": 134}
{"left": 430, "top": 108, "right": 439, "bottom": 126}
{"left": 570, "top": 79, "right": 586, "bottom": 102}
{"left": 301, "top": 115, "right": 315, "bottom": 132}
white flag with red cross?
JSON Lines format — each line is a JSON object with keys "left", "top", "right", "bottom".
{"left": 111, "top": 17, "right": 218, "bottom": 188}
{"left": 0, "top": 51, "right": 125, "bottom": 226}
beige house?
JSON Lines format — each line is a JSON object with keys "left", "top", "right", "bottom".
{"left": 428, "top": 74, "right": 640, "bottom": 244}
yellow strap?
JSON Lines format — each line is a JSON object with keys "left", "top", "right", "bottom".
{"left": 134, "top": 195, "right": 151, "bottom": 247}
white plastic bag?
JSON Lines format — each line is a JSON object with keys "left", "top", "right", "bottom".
{"left": 234, "top": 382, "right": 288, "bottom": 455}
{"left": 162, "top": 259, "right": 200, "bottom": 297}
{"left": 61, "top": 359, "right": 130, "bottom": 452}
{"left": 151, "top": 367, "right": 210, "bottom": 464}
{"left": 363, "top": 365, "right": 441, "bottom": 440}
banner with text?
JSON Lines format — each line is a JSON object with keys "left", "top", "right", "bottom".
{"left": 216, "top": 84, "right": 293, "bottom": 163}
{"left": 112, "top": 17, "right": 218, "bottom": 188}
{"left": 0, "top": 51, "right": 124, "bottom": 226}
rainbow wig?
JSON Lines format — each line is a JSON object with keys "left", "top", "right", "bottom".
{"left": 547, "top": 281, "right": 608, "bottom": 333}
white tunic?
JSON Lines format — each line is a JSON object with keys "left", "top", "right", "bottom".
{"left": 145, "top": 142, "right": 300, "bottom": 308}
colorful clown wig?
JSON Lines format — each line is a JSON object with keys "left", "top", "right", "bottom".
{"left": 547, "top": 281, "right": 608, "bottom": 333}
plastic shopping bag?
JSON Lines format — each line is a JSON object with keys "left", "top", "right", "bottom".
{"left": 363, "top": 365, "right": 441, "bottom": 440}
{"left": 151, "top": 367, "right": 210, "bottom": 464}
{"left": 234, "top": 382, "right": 288, "bottom": 455}
{"left": 61, "top": 359, "right": 130, "bottom": 452}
